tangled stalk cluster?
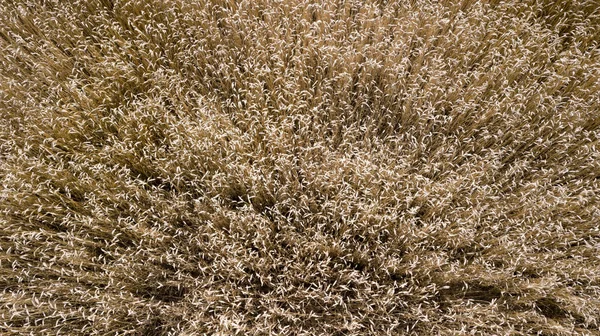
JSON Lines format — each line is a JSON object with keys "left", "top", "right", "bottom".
{"left": 1, "top": 0, "right": 599, "bottom": 334}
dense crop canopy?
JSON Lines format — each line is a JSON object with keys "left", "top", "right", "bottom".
{"left": 1, "top": 0, "right": 599, "bottom": 334}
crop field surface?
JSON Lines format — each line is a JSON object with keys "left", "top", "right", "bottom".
{"left": 1, "top": 0, "right": 600, "bottom": 335}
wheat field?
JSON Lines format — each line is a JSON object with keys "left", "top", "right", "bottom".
{"left": 1, "top": 0, "right": 599, "bottom": 334}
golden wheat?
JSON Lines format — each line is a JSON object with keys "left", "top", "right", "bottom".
{"left": 1, "top": 0, "right": 599, "bottom": 334}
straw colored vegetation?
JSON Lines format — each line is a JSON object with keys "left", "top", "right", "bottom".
{"left": 1, "top": 0, "right": 600, "bottom": 334}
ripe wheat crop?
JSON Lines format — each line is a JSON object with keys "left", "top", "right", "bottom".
{"left": 1, "top": 0, "right": 599, "bottom": 334}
